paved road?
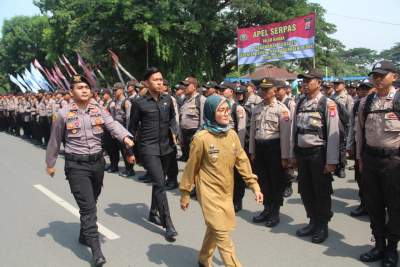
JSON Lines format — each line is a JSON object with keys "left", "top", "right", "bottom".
{"left": 0, "top": 132, "right": 378, "bottom": 267}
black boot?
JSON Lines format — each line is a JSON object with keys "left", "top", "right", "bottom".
{"left": 283, "top": 185, "right": 293, "bottom": 198}
{"left": 311, "top": 223, "right": 328, "bottom": 243}
{"left": 88, "top": 238, "right": 106, "bottom": 267}
{"left": 382, "top": 240, "right": 399, "bottom": 267}
{"left": 350, "top": 204, "right": 368, "bottom": 217}
{"left": 165, "top": 181, "right": 179, "bottom": 190}
{"left": 296, "top": 219, "right": 316, "bottom": 237}
{"left": 252, "top": 207, "right": 270, "bottom": 223}
{"left": 360, "top": 237, "right": 386, "bottom": 262}
{"left": 265, "top": 205, "right": 280, "bottom": 228}
{"left": 164, "top": 216, "right": 178, "bottom": 242}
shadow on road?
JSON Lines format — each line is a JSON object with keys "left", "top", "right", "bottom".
{"left": 104, "top": 202, "right": 165, "bottom": 236}
{"left": 37, "top": 221, "right": 92, "bottom": 263}
{"left": 146, "top": 243, "right": 223, "bottom": 267}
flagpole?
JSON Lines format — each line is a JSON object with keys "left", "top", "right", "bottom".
{"left": 313, "top": 10, "right": 317, "bottom": 69}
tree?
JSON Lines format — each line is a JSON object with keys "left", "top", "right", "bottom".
{"left": 380, "top": 43, "right": 400, "bottom": 67}
{"left": 0, "top": 15, "right": 50, "bottom": 90}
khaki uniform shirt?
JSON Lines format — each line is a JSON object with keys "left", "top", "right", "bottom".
{"left": 180, "top": 93, "right": 205, "bottom": 130}
{"left": 290, "top": 92, "right": 340, "bottom": 164}
{"left": 180, "top": 129, "right": 260, "bottom": 231}
{"left": 249, "top": 98, "right": 291, "bottom": 159}
{"left": 46, "top": 99, "right": 131, "bottom": 168}
{"left": 356, "top": 87, "right": 400, "bottom": 159}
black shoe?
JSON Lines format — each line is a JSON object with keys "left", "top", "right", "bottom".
{"left": 360, "top": 247, "right": 385, "bottom": 262}
{"left": 336, "top": 168, "right": 346, "bottom": 178}
{"left": 198, "top": 261, "right": 206, "bottom": 267}
{"left": 89, "top": 239, "right": 106, "bottom": 267}
{"left": 107, "top": 167, "right": 119, "bottom": 173}
{"left": 350, "top": 204, "right": 368, "bottom": 217}
{"left": 93, "top": 255, "right": 106, "bottom": 267}
{"left": 311, "top": 224, "right": 328, "bottom": 243}
{"left": 234, "top": 201, "right": 242, "bottom": 213}
{"left": 283, "top": 185, "right": 293, "bottom": 198}
{"left": 148, "top": 213, "right": 163, "bottom": 226}
{"left": 165, "top": 218, "right": 178, "bottom": 242}
{"left": 143, "top": 177, "right": 152, "bottom": 183}
{"left": 296, "top": 220, "right": 316, "bottom": 237}
{"left": 252, "top": 209, "right": 270, "bottom": 223}
{"left": 265, "top": 215, "right": 280, "bottom": 228}
{"left": 119, "top": 169, "right": 135, "bottom": 177}
{"left": 138, "top": 173, "right": 149, "bottom": 181}
{"left": 382, "top": 250, "right": 399, "bottom": 267}
{"left": 165, "top": 181, "right": 178, "bottom": 190}
{"left": 190, "top": 188, "right": 197, "bottom": 199}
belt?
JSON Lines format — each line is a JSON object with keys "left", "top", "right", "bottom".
{"left": 294, "top": 146, "right": 325, "bottom": 156}
{"left": 297, "top": 127, "right": 319, "bottom": 135}
{"left": 365, "top": 145, "right": 399, "bottom": 158}
{"left": 65, "top": 151, "right": 103, "bottom": 163}
{"left": 255, "top": 138, "right": 280, "bottom": 147}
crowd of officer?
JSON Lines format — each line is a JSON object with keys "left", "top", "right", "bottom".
{"left": 1, "top": 60, "right": 400, "bottom": 267}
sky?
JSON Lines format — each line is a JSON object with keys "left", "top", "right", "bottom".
{"left": 0, "top": 0, "right": 399, "bottom": 52}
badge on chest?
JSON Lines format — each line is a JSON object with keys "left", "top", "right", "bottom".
{"left": 208, "top": 144, "right": 220, "bottom": 162}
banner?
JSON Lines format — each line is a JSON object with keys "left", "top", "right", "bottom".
{"left": 237, "top": 13, "right": 316, "bottom": 65}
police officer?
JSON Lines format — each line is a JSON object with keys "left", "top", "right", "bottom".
{"left": 0, "top": 95, "right": 5, "bottom": 131}
{"left": 292, "top": 69, "right": 340, "bottom": 243}
{"left": 250, "top": 79, "right": 291, "bottom": 227}
{"left": 46, "top": 74, "right": 134, "bottom": 267}
{"left": 276, "top": 80, "right": 297, "bottom": 198}
{"left": 128, "top": 67, "right": 179, "bottom": 241}
{"left": 332, "top": 80, "right": 354, "bottom": 178}
{"left": 178, "top": 77, "right": 206, "bottom": 161}
{"left": 125, "top": 80, "right": 140, "bottom": 129}
{"left": 109, "top": 82, "right": 135, "bottom": 177}
{"left": 346, "top": 81, "right": 374, "bottom": 217}
{"left": 356, "top": 61, "right": 400, "bottom": 267}
{"left": 223, "top": 83, "right": 247, "bottom": 212}
{"left": 202, "top": 81, "right": 218, "bottom": 97}
{"left": 173, "top": 83, "right": 186, "bottom": 109}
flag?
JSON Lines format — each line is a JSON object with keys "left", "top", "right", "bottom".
{"left": 51, "top": 67, "right": 67, "bottom": 90}
{"left": 108, "top": 49, "right": 136, "bottom": 81}
{"left": 77, "top": 53, "right": 98, "bottom": 89}
{"left": 9, "top": 74, "right": 27, "bottom": 92}
{"left": 24, "top": 68, "right": 41, "bottom": 92}
{"left": 59, "top": 57, "right": 72, "bottom": 78}
{"left": 62, "top": 55, "right": 77, "bottom": 75}
{"left": 17, "top": 74, "right": 31, "bottom": 92}
{"left": 30, "top": 63, "right": 53, "bottom": 91}
{"left": 54, "top": 63, "right": 70, "bottom": 89}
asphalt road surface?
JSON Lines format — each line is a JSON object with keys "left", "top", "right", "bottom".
{"left": 0, "top": 132, "right": 379, "bottom": 267}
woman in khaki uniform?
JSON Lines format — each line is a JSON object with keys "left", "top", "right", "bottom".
{"left": 180, "top": 95, "right": 263, "bottom": 267}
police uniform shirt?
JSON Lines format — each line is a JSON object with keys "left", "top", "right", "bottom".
{"left": 291, "top": 92, "right": 340, "bottom": 165}
{"left": 333, "top": 90, "right": 354, "bottom": 114}
{"left": 125, "top": 93, "right": 140, "bottom": 128}
{"left": 249, "top": 98, "right": 291, "bottom": 159}
{"left": 227, "top": 98, "right": 246, "bottom": 147}
{"left": 356, "top": 87, "right": 400, "bottom": 159}
{"left": 179, "top": 92, "right": 206, "bottom": 130}
{"left": 128, "top": 92, "right": 179, "bottom": 156}
{"left": 38, "top": 99, "right": 48, "bottom": 117}
{"left": 109, "top": 98, "right": 126, "bottom": 124}
{"left": 46, "top": 99, "right": 131, "bottom": 168}
{"left": 244, "top": 93, "right": 262, "bottom": 112}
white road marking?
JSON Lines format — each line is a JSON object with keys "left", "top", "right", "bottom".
{"left": 33, "top": 184, "right": 120, "bottom": 240}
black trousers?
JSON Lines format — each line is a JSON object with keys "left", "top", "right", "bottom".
{"left": 353, "top": 143, "right": 364, "bottom": 205}
{"left": 233, "top": 168, "right": 245, "bottom": 205}
{"left": 30, "top": 117, "right": 41, "bottom": 144}
{"left": 296, "top": 147, "right": 333, "bottom": 224}
{"left": 181, "top": 128, "right": 197, "bottom": 161}
{"left": 0, "top": 112, "right": 5, "bottom": 131}
{"left": 141, "top": 153, "right": 172, "bottom": 218}
{"left": 8, "top": 111, "right": 17, "bottom": 134}
{"left": 362, "top": 151, "right": 400, "bottom": 241}
{"left": 166, "top": 146, "right": 179, "bottom": 184}
{"left": 16, "top": 113, "right": 23, "bottom": 136}
{"left": 64, "top": 157, "right": 105, "bottom": 240}
{"left": 39, "top": 116, "right": 51, "bottom": 145}
{"left": 254, "top": 140, "right": 285, "bottom": 209}
{"left": 338, "top": 134, "right": 347, "bottom": 170}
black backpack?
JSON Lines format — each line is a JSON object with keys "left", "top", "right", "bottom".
{"left": 362, "top": 90, "right": 400, "bottom": 148}
{"left": 295, "top": 95, "right": 348, "bottom": 149}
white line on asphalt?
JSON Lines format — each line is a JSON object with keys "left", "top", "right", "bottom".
{"left": 33, "top": 184, "right": 120, "bottom": 240}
